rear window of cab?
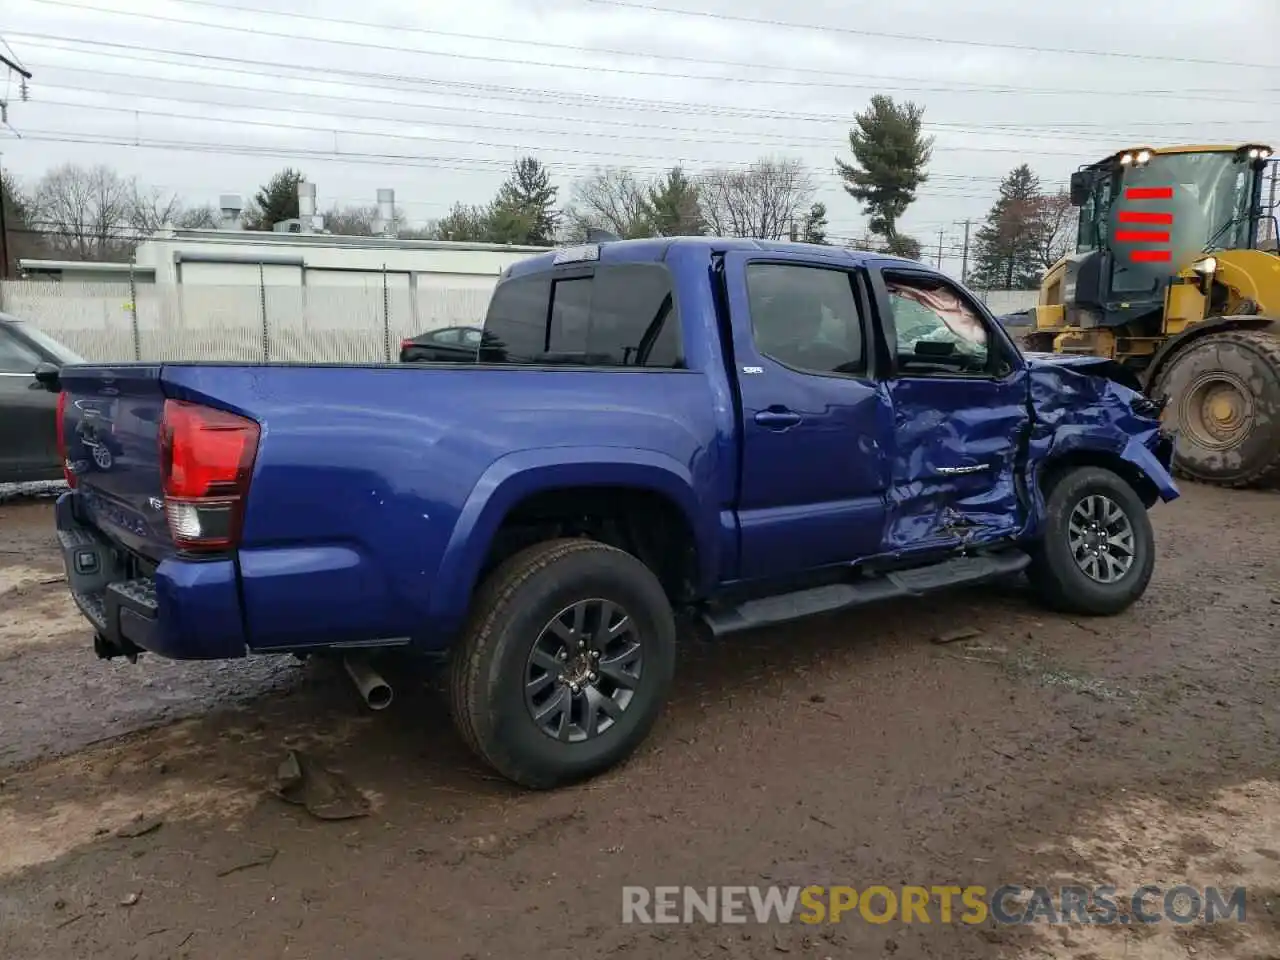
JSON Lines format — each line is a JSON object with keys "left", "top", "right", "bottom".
{"left": 482, "top": 263, "right": 683, "bottom": 368}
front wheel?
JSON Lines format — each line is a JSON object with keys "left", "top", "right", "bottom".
{"left": 1028, "top": 466, "right": 1156, "bottom": 616}
{"left": 448, "top": 538, "right": 677, "bottom": 789}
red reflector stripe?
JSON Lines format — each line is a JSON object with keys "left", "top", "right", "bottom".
{"left": 1130, "top": 249, "right": 1172, "bottom": 262}
{"left": 1115, "top": 229, "right": 1171, "bottom": 243}
{"left": 1119, "top": 211, "right": 1174, "bottom": 225}
{"left": 1125, "top": 186, "right": 1174, "bottom": 200}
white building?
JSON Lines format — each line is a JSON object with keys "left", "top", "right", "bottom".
{"left": 17, "top": 181, "right": 545, "bottom": 294}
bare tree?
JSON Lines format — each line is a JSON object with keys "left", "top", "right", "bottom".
{"left": 175, "top": 205, "right": 220, "bottom": 229}
{"left": 1034, "top": 190, "right": 1075, "bottom": 270}
{"left": 699, "top": 157, "right": 816, "bottom": 240}
{"left": 127, "top": 184, "right": 222, "bottom": 238}
{"left": 563, "top": 168, "right": 652, "bottom": 241}
{"left": 34, "top": 163, "right": 133, "bottom": 260}
{"left": 323, "top": 204, "right": 379, "bottom": 236}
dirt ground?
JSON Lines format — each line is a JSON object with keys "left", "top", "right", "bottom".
{"left": 1, "top": 482, "right": 1277, "bottom": 960}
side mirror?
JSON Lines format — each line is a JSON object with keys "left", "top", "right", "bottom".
{"left": 1069, "top": 171, "right": 1091, "bottom": 207}
{"left": 33, "top": 361, "right": 62, "bottom": 393}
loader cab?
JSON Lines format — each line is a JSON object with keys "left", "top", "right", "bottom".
{"left": 1066, "top": 144, "right": 1272, "bottom": 331}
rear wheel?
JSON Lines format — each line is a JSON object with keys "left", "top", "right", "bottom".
{"left": 1029, "top": 466, "right": 1155, "bottom": 616}
{"left": 448, "top": 538, "right": 677, "bottom": 789}
{"left": 1153, "top": 328, "right": 1280, "bottom": 488}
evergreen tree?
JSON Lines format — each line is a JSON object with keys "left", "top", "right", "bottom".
{"left": 493, "top": 157, "right": 558, "bottom": 245}
{"left": 835, "top": 95, "right": 934, "bottom": 251}
{"left": 244, "top": 168, "right": 305, "bottom": 231}
{"left": 800, "top": 202, "right": 829, "bottom": 244}
{"left": 970, "top": 164, "right": 1046, "bottom": 289}
{"left": 884, "top": 234, "right": 923, "bottom": 261}
{"left": 1, "top": 171, "right": 39, "bottom": 273}
{"left": 645, "top": 167, "right": 705, "bottom": 236}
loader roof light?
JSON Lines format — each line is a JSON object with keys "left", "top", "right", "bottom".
{"left": 1120, "top": 153, "right": 1134, "bottom": 166}
{"left": 1136, "top": 149, "right": 1152, "bottom": 165}
{"left": 1193, "top": 257, "right": 1217, "bottom": 276}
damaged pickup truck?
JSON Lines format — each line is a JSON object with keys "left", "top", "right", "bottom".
{"left": 47, "top": 238, "right": 1178, "bottom": 788}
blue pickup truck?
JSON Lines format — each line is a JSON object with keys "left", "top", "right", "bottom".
{"left": 46, "top": 238, "right": 1177, "bottom": 788}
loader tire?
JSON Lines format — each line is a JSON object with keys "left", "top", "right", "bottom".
{"left": 448, "top": 538, "right": 676, "bottom": 790}
{"left": 1152, "top": 328, "right": 1280, "bottom": 489}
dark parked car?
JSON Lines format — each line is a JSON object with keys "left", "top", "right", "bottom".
{"left": 0, "top": 313, "right": 84, "bottom": 483}
{"left": 399, "top": 325, "right": 507, "bottom": 363}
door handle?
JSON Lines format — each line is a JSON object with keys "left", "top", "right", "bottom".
{"left": 754, "top": 406, "right": 802, "bottom": 429}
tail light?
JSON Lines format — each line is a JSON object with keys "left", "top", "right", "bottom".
{"left": 400, "top": 338, "right": 413, "bottom": 352}
{"left": 55, "top": 390, "right": 76, "bottom": 488}
{"left": 159, "top": 399, "right": 260, "bottom": 552}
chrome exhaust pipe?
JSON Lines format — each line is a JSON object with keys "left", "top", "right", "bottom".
{"left": 343, "top": 656, "right": 393, "bottom": 711}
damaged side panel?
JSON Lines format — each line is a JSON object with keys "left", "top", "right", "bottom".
{"left": 1023, "top": 358, "right": 1179, "bottom": 535}
{"left": 882, "top": 374, "right": 1030, "bottom": 552}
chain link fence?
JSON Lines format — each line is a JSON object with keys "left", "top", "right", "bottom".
{"left": 1, "top": 277, "right": 1040, "bottom": 364}
{"left": 0, "top": 277, "right": 493, "bottom": 363}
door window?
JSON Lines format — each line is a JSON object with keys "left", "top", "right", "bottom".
{"left": 0, "top": 328, "right": 40, "bottom": 374}
{"left": 885, "top": 275, "right": 998, "bottom": 376}
{"left": 745, "top": 262, "right": 866, "bottom": 376}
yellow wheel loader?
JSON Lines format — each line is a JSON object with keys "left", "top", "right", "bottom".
{"left": 1027, "top": 143, "right": 1280, "bottom": 488}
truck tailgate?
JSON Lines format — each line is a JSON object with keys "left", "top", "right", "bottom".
{"left": 60, "top": 364, "right": 175, "bottom": 563}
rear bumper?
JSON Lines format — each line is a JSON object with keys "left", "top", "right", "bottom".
{"left": 55, "top": 492, "right": 247, "bottom": 660}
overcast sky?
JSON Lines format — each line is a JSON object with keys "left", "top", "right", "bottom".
{"left": 2, "top": 0, "right": 1277, "bottom": 263}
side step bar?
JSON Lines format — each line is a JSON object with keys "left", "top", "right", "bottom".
{"left": 701, "top": 550, "right": 1031, "bottom": 638}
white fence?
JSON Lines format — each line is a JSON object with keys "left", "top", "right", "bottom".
{"left": 0, "top": 280, "right": 492, "bottom": 363}
{"left": 0, "top": 279, "right": 1040, "bottom": 364}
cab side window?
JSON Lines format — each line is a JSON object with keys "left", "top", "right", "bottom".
{"left": 886, "top": 274, "right": 1002, "bottom": 377}
{"left": 745, "top": 263, "right": 866, "bottom": 377}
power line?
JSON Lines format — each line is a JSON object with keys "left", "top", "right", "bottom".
{"left": 30, "top": 67, "right": 1273, "bottom": 151}
{"left": 1, "top": 129, "right": 1015, "bottom": 204}
{"left": 17, "top": 32, "right": 1277, "bottom": 126}
{"left": 17, "top": 0, "right": 1280, "bottom": 103}
{"left": 589, "top": 0, "right": 1280, "bottom": 71}
{"left": 23, "top": 0, "right": 1268, "bottom": 99}
{"left": 26, "top": 94, "right": 1116, "bottom": 163}
{"left": 36, "top": 80, "right": 1228, "bottom": 163}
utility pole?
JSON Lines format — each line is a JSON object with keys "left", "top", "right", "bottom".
{"left": 0, "top": 45, "right": 32, "bottom": 281}
{"left": 959, "top": 219, "right": 972, "bottom": 285}
{"left": 936, "top": 228, "right": 945, "bottom": 270}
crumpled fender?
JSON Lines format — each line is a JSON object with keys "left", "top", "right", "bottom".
{"left": 1024, "top": 355, "right": 1179, "bottom": 532}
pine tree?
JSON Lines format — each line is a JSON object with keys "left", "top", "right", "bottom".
{"left": 800, "top": 202, "right": 829, "bottom": 244}
{"left": 835, "top": 95, "right": 934, "bottom": 251}
{"left": 645, "top": 167, "right": 705, "bottom": 236}
{"left": 244, "top": 168, "right": 305, "bottom": 231}
{"left": 493, "top": 157, "right": 558, "bottom": 245}
{"left": 970, "top": 164, "right": 1046, "bottom": 289}
{"left": 2, "top": 171, "right": 39, "bottom": 273}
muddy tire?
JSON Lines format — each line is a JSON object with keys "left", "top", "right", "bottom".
{"left": 1152, "top": 328, "right": 1280, "bottom": 488}
{"left": 448, "top": 538, "right": 677, "bottom": 790}
{"left": 1029, "top": 466, "right": 1155, "bottom": 616}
